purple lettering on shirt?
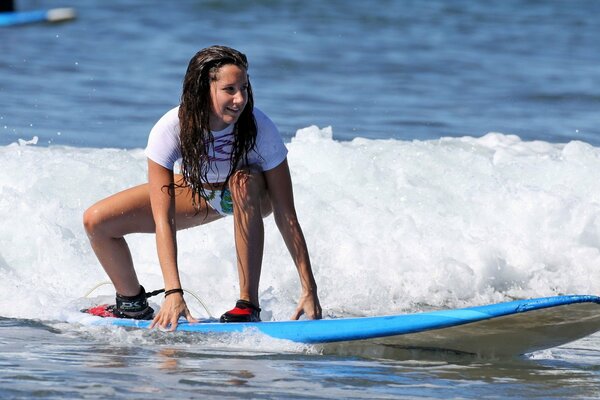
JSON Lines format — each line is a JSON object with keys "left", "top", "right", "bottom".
{"left": 210, "top": 133, "right": 234, "bottom": 162}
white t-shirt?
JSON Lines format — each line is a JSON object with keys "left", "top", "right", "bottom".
{"left": 145, "top": 107, "right": 288, "bottom": 183}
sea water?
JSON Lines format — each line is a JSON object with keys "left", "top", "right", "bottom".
{"left": 2, "top": 0, "right": 600, "bottom": 398}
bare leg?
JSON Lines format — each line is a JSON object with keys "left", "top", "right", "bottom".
{"left": 229, "top": 169, "right": 272, "bottom": 306}
{"left": 83, "top": 179, "right": 221, "bottom": 296}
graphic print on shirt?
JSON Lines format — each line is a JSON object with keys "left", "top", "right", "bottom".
{"left": 210, "top": 132, "right": 234, "bottom": 162}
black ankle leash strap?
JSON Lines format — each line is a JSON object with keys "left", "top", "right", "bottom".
{"left": 116, "top": 286, "right": 150, "bottom": 312}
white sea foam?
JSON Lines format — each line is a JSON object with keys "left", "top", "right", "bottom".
{"left": 1, "top": 127, "right": 599, "bottom": 321}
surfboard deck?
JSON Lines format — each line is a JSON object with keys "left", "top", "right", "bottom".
{"left": 85, "top": 295, "right": 600, "bottom": 357}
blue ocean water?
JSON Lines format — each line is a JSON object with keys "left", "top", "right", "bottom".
{"left": 2, "top": 0, "right": 600, "bottom": 399}
{"left": 2, "top": 0, "right": 600, "bottom": 148}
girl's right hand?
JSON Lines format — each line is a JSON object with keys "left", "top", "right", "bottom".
{"left": 150, "top": 293, "right": 198, "bottom": 331}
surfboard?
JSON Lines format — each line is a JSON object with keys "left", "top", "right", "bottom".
{"left": 0, "top": 8, "right": 76, "bottom": 27}
{"left": 85, "top": 295, "right": 600, "bottom": 357}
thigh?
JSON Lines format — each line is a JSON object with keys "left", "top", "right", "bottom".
{"left": 89, "top": 181, "right": 221, "bottom": 237}
{"left": 172, "top": 178, "right": 224, "bottom": 229}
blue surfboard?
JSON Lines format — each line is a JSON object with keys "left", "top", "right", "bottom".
{"left": 0, "top": 8, "right": 75, "bottom": 27}
{"left": 87, "top": 295, "right": 600, "bottom": 357}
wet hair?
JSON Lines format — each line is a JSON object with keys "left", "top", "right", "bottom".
{"left": 178, "top": 45, "right": 257, "bottom": 210}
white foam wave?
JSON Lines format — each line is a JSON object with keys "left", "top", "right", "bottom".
{"left": 1, "top": 128, "right": 599, "bottom": 321}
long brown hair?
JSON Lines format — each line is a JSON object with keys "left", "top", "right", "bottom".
{"left": 178, "top": 45, "right": 257, "bottom": 210}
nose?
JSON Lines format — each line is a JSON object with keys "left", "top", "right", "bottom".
{"left": 233, "top": 89, "right": 246, "bottom": 106}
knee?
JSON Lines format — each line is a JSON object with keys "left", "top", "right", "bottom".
{"left": 82, "top": 206, "right": 104, "bottom": 237}
{"left": 229, "top": 170, "right": 265, "bottom": 212}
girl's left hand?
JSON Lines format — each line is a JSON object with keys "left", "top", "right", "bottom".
{"left": 291, "top": 291, "right": 322, "bottom": 320}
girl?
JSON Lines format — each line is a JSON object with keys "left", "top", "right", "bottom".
{"left": 83, "top": 45, "right": 322, "bottom": 330}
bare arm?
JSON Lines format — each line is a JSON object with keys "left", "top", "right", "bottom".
{"left": 264, "top": 159, "right": 322, "bottom": 320}
{"left": 147, "top": 159, "right": 196, "bottom": 330}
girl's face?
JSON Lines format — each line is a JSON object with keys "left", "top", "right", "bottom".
{"left": 209, "top": 64, "right": 249, "bottom": 131}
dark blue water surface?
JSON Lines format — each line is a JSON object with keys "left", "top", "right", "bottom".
{"left": 1, "top": 0, "right": 599, "bottom": 148}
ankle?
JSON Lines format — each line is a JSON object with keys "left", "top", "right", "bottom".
{"left": 116, "top": 285, "right": 149, "bottom": 313}
{"left": 236, "top": 299, "right": 260, "bottom": 312}
{"left": 219, "top": 299, "right": 262, "bottom": 323}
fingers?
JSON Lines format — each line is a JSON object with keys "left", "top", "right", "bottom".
{"left": 168, "top": 314, "right": 179, "bottom": 331}
{"left": 149, "top": 310, "right": 178, "bottom": 331}
{"left": 291, "top": 307, "right": 305, "bottom": 320}
{"left": 314, "top": 305, "right": 323, "bottom": 320}
{"left": 185, "top": 309, "right": 199, "bottom": 324}
{"left": 291, "top": 299, "right": 323, "bottom": 321}
{"left": 149, "top": 298, "right": 196, "bottom": 331}
{"left": 305, "top": 307, "right": 322, "bottom": 320}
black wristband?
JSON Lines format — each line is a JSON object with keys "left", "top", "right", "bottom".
{"left": 164, "top": 288, "right": 184, "bottom": 297}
